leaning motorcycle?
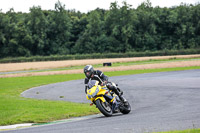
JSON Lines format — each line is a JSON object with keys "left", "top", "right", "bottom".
{"left": 86, "top": 80, "right": 131, "bottom": 117}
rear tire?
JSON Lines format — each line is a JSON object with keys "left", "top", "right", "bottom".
{"left": 96, "top": 99, "right": 112, "bottom": 117}
{"left": 120, "top": 101, "right": 131, "bottom": 114}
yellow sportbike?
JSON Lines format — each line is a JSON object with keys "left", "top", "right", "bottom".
{"left": 86, "top": 80, "right": 131, "bottom": 117}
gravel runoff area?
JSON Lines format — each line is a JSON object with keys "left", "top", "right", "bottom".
{"left": 0, "top": 54, "right": 200, "bottom": 78}
{"left": 0, "top": 60, "right": 200, "bottom": 78}
{"left": 1, "top": 54, "right": 200, "bottom": 72}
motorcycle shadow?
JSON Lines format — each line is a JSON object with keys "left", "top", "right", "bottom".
{"left": 96, "top": 113, "right": 124, "bottom": 119}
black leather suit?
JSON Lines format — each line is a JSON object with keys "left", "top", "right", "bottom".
{"left": 84, "top": 70, "right": 108, "bottom": 93}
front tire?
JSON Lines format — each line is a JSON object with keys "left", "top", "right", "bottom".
{"left": 96, "top": 99, "right": 112, "bottom": 117}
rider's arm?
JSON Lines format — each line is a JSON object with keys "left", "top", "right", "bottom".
{"left": 97, "top": 70, "right": 108, "bottom": 83}
{"left": 84, "top": 78, "right": 89, "bottom": 94}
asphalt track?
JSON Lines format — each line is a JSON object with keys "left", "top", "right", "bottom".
{"left": 2, "top": 69, "right": 200, "bottom": 133}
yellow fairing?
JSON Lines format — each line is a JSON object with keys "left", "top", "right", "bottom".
{"left": 95, "top": 96, "right": 106, "bottom": 102}
{"left": 97, "top": 87, "right": 107, "bottom": 95}
{"left": 86, "top": 85, "right": 107, "bottom": 103}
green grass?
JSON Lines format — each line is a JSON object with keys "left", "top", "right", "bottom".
{"left": 0, "top": 74, "right": 99, "bottom": 126}
{"left": 0, "top": 66, "right": 200, "bottom": 126}
{"left": 37, "top": 57, "right": 200, "bottom": 72}
{"left": 57, "top": 57, "right": 200, "bottom": 71}
{"left": 112, "top": 57, "right": 200, "bottom": 66}
{"left": 155, "top": 128, "right": 200, "bottom": 133}
{"left": 105, "top": 66, "right": 200, "bottom": 77}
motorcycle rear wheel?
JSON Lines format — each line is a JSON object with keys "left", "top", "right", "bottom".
{"left": 96, "top": 99, "right": 112, "bottom": 117}
{"left": 120, "top": 101, "right": 131, "bottom": 114}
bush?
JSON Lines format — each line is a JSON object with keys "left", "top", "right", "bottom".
{"left": 0, "top": 49, "right": 200, "bottom": 63}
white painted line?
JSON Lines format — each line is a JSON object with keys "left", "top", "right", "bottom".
{"left": 0, "top": 123, "right": 33, "bottom": 130}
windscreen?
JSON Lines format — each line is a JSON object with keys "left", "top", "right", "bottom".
{"left": 88, "top": 80, "right": 98, "bottom": 89}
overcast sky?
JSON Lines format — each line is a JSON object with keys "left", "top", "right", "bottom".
{"left": 0, "top": 0, "right": 199, "bottom": 13}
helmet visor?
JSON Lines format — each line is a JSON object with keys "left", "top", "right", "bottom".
{"left": 86, "top": 72, "right": 91, "bottom": 77}
{"left": 85, "top": 71, "right": 93, "bottom": 78}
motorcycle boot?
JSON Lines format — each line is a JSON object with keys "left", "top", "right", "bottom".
{"left": 116, "top": 87, "right": 128, "bottom": 105}
{"left": 107, "top": 84, "right": 121, "bottom": 96}
{"left": 116, "top": 87, "right": 123, "bottom": 96}
{"left": 119, "top": 95, "right": 128, "bottom": 105}
{"left": 107, "top": 83, "right": 128, "bottom": 104}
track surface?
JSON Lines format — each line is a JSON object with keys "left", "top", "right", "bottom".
{"left": 3, "top": 70, "right": 200, "bottom": 133}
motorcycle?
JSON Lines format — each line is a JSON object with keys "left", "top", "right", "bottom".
{"left": 86, "top": 80, "right": 131, "bottom": 117}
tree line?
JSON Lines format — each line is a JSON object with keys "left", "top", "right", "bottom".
{"left": 0, "top": 0, "right": 200, "bottom": 58}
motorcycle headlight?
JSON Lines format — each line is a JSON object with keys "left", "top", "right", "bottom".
{"left": 91, "top": 86, "right": 99, "bottom": 98}
{"left": 87, "top": 94, "right": 92, "bottom": 99}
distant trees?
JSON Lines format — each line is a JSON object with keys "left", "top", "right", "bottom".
{"left": 0, "top": 0, "right": 199, "bottom": 58}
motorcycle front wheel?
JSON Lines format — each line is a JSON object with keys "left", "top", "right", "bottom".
{"left": 96, "top": 99, "right": 112, "bottom": 117}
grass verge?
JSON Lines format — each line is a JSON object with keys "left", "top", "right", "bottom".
{"left": 155, "top": 128, "right": 200, "bottom": 133}
{"left": 35, "top": 57, "right": 200, "bottom": 72}
{"left": 0, "top": 66, "right": 200, "bottom": 126}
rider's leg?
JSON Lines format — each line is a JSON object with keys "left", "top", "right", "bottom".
{"left": 107, "top": 84, "right": 127, "bottom": 103}
{"left": 107, "top": 84, "right": 122, "bottom": 96}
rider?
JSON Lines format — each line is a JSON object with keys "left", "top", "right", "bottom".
{"left": 83, "top": 65, "right": 126, "bottom": 103}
